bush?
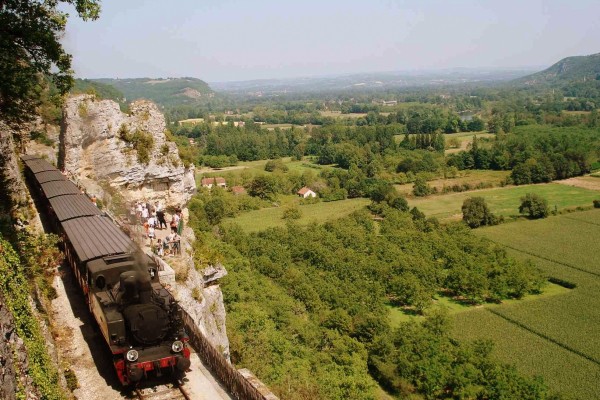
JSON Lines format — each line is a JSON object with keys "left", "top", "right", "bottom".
{"left": 593, "top": 199, "right": 600, "bottom": 208}
{"left": 265, "top": 159, "right": 288, "bottom": 172}
{"left": 412, "top": 176, "right": 432, "bottom": 197}
{"left": 519, "top": 193, "right": 549, "bottom": 219}
{"left": 388, "top": 196, "right": 409, "bottom": 212}
{"left": 462, "top": 197, "right": 500, "bottom": 228}
{"left": 282, "top": 205, "right": 302, "bottom": 220}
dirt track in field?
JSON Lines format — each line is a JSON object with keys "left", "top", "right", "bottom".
{"left": 554, "top": 176, "right": 600, "bottom": 191}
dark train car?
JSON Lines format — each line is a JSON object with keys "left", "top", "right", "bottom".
{"left": 21, "top": 155, "right": 191, "bottom": 385}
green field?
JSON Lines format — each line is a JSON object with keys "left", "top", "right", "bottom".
{"left": 451, "top": 209, "right": 600, "bottom": 399}
{"left": 223, "top": 197, "right": 370, "bottom": 233}
{"left": 407, "top": 182, "right": 600, "bottom": 220}
{"left": 395, "top": 170, "right": 510, "bottom": 196}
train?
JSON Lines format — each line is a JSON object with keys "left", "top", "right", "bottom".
{"left": 21, "top": 154, "right": 191, "bottom": 385}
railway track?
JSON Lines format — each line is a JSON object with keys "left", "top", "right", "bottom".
{"left": 134, "top": 380, "right": 192, "bottom": 400}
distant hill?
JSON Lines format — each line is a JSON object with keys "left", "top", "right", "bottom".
{"left": 211, "top": 68, "right": 534, "bottom": 95}
{"left": 91, "top": 77, "right": 214, "bottom": 107}
{"left": 72, "top": 79, "right": 125, "bottom": 103}
{"left": 516, "top": 53, "right": 600, "bottom": 85}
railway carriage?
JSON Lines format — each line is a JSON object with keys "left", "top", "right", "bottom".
{"left": 22, "top": 155, "right": 191, "bottom": 385}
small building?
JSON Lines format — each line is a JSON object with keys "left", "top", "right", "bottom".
{"left": 201, "top": 177, "right": 227, "bottom": 189}
{"left": 231, "top": 186, "right": 246, "bottom": 195}
{"left": 297, "top": 187, "right": 317, "bottom": 198}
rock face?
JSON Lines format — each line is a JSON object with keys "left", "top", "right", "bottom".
{"left": 61, "top": 94, "right": 195, "bottom": 207}
{"left": 0, "top": 122, "right": 28, "bottom": 212}
{"left": 174, "top": 228, "right": 230, "bottom": 358}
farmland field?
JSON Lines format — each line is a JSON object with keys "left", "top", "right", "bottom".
{"left": 222, "top": 197, "right": 370, "bottom": 233}
{"left": 407, "top": 182, "right": 600, "bottom": 220}
{"left": 452, "top": 209, "right": 600, "bottom": 399}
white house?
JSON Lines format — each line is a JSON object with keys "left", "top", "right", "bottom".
{"left": 297, "top": 187, "right": 317, "bottom": 198}
{"left": 201, "top": 177, "right": 227, "bottom": 189}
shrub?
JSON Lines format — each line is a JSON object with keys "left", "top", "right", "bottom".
{"left": 462, "top": 197, "right": 500, "bottom": 228}
{"left": 282, "top": 204, "right": 302, "bottom": 220}
{"left": 161, "top": 143, "right": 170, "bottom": 156}
{"left": 412, "top": 176, "right": 432, "bottom": 197}
{"left": 388, "top": 196, "right": 409, "bottom": 212}
{"left": 593, "top": 199, "right": 600, "bottom": 208}
{"left": 265, "top": 159, "right": 288, "bottom": 172}
{"left": 519, "top": 193, "right": 549, "bottom": 219}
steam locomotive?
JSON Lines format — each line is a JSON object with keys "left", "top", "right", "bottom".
{"left": 21, "top": 155, "right": 191, "bottom": 385}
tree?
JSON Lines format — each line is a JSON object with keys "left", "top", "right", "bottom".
{"left": 248, "top": 175, "right": 279, "bottom": 200}
{"left": 0, "top": 0, "right": 101, "bottom": 125}
{"left": 412, "top": 176, "right": 432, "bottom": 197}
{"left": 204, "top": 197, "right": 226, "bottom": 225}
{"left": 462, "top": 197, "right": 499, "bottom": 228}
{"left": 519, "top": 193, "right": 549, "bottom": 219}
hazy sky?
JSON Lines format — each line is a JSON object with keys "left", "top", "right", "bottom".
{"left": 61, "top": 0, "right": 600, "bottom": 82}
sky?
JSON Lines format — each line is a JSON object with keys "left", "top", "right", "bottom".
{"left": 60, "top": 0, "right": 600, "bottom": 82}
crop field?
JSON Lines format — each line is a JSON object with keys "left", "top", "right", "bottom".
{"left": 407, "top": 182, "right": 600, "bottom": 220}
{"left": 223, "top": 197, "right": 370, "bottom": 233}
{"left": 451, "top": 209, "right": 600, "bottom": 399}
{"left": 388, "top": 282, "right": 568, "bottom": 327}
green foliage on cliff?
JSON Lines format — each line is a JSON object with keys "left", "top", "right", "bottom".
{"left": 0, "top": 233, "right": 66, "bottom": 400}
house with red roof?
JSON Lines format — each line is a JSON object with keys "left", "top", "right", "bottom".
{"left": 297, "top": 187, "right": 317, "bottom": 198}
{"left": 201, "top": 177, "right": 227, "bottom": 189}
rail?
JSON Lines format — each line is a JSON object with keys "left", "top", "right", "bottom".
{"left": 180, "top": 310, "right": 279, "bottom": 400}
{"left": 135, "top": 381, "right": 191, "bottom": 400}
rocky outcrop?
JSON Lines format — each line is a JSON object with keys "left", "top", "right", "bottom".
{"left": 0, "top": 123, "right": 28, "bottom": 213}
{"left": 168, "top": 227, "right": 230, "bottom": 359}
{"left": 61, "top": 94, "right": 195, "bottom": 208}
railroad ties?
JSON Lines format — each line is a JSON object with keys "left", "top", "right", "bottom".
{"left": 134, "top": 380, "right": 192, "bottom": 400}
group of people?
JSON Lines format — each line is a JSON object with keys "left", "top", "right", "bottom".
{"left": 130, "top": 200, "right": 183, "bottom": 257}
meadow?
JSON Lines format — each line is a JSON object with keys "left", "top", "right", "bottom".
{"left": 394, "top": 169, "right": 509, "bottom": 195}
{"left": 407, "top": 182, "right": 600, "bottom": 220}
{"left": 222, "top": 197, "right": 371, "bottom": 233}
{"left": 451, "top": 209, "right": 600, "bottom": 399}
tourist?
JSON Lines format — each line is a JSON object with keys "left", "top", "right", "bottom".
{"left": 170, "top": 214, "right": 178, "bottom": 233}
{"left": 147, "top": 214, "right": 156, "bottom": 229}
{"left": 141, "top": 203, "right": 149, "bottom": 223}
{"left": 171, "top": 232, "right": 181, "bottom": 255}
{"left": 157, "top": 239, "right": 164, "bottom": 256}
{"left": 156, "top": 201, "right": 167, "bottom": 229}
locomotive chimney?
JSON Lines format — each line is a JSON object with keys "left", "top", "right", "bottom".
{"left": 137, "top": 272, "right": 152, "bottom": 304}
{"left": 119, "top": 271, "right": 139, "bottom": 303}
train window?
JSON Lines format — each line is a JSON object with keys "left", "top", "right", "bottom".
{"left": 96, "top": 275, "right": 106, "bottom": 290}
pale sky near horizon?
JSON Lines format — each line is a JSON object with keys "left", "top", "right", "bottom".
{"left": 61, "top": 0, "right": 600, "bottom": 82}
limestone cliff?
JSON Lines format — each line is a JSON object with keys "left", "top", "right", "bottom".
{"left": 61, "top": 94, "right": 195, "bottom": 208}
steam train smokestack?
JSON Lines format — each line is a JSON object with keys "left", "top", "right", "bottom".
{"left": 119, "top": 271, "right": 139, "bottom": 303}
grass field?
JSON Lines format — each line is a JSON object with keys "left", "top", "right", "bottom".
{"left": 394, "top": 170, "right": 509, "bottom": 196}
{"left": 196, "top": 157, "right": 329, "bottom": 186}
{"left": 407, "top": 182, "right": 600, "bottom": 220}
{"left": 223, "top": 198, "right": 370, "bottom": 233}
{"left": 388, "top": 282, "right": 569, "bottom": 327}
{"left": 450, "top": 209, "right": 600, "bottom": 399}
